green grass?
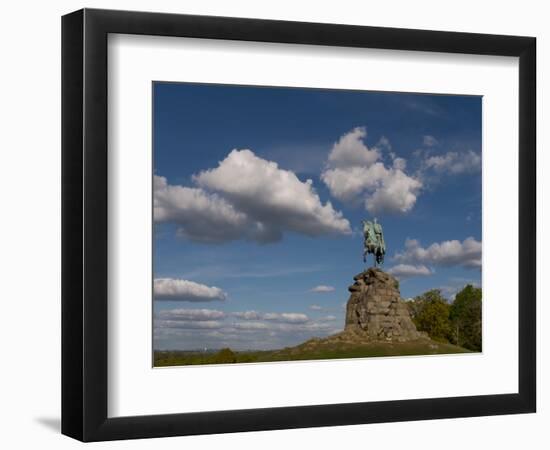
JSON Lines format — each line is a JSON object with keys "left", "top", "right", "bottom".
{"left": 154, "top": 340, "right": 472, "bottom": 367}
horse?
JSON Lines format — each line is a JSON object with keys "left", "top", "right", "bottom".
{"left": 362, "top": 220, "right": 385, "bottom": 267}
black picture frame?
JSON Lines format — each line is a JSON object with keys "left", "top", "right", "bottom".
{"left": 61, "top": 8, "right": 536, "bottom": 442}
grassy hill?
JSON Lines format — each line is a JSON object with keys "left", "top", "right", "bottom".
{"left": 154, "top": 338, "right": 471, "bottom": 367}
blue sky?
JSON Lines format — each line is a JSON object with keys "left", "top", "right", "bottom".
{"left": 153, "top": 82, "right": 482, "bottom": 351}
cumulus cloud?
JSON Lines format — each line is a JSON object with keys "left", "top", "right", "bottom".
{"left": 154, "top": 278, "right": 227, "bottom": 302}
{"left": 309, "top": 285, "right": 335, "bottom": 293}
{"left": 364, "top": 169, "right": 422, "bottom": 214}
{"left": 155, "top": 149, "right": 352, "bottom": 244}
{"left": 387, "top": 264, "right": 433, "bottom": 279}
{"left": 321, "top": 163, "right": 388, "bottom": 202}
{"left": 156, "top": 308, "right": 226, "bottom": 321}
{"left": 154, "top": 175, "right": 256, "bottom": 243}
{"left": 424, "top": 150, "right": 481, "bottom": 175}
{"left": 263, "top": 312, "right": 309, "bottom": 324}
{"left": 194, "top": 149, "right": 351, "bottom": 238}
{"left": 231, "top": 311, "right": 262, "bottom": 320}
{"left": 291, "top": 322, "right": 338, "bottom": 333}
{"left": 309, "top": 304, "right": 323, "bottom": 310}
{"left": 230, "top": 319, "right": 337, "bottom": 334}
{"left": 154, "top": 309, "right": 344, "bottom": 350}
{"left": 230, "top": 311, "right": 310, "bottom": 324}
{"left": 326, "top": 127, "right": 380, "bottom": 168}
{"left": 154, "top": 319, "right": 223, "bottom": 330}
{"left": 233, "top": 321, "right": 270, "bottom": 330}
{"left": 394, "top": 237, "right": 482, "bottom": 269}
{"left": 321, "top": 128, "right": 422, "bottom": 214}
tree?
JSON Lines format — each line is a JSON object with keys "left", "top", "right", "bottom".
{"left": 211, "top": 347, "right": 237, "bottom": 364}
{"left": 409, "top": 289, "right": 451, "bottom": 342}
{"left": 450, "top": 285, "right": 482, "bottom": 351}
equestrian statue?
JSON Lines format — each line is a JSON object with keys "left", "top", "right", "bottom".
{"left": 362, "top": 218, "right": 386, "bottom": 267}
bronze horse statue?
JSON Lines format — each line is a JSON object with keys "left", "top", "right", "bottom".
{"left": 362, "top": 218, "right": 386, "bottom": 267}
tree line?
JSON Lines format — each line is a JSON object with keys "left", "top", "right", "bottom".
{"left": 406, "top": 285, "right": 482, "bottom": 351}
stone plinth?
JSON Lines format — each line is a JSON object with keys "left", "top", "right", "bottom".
{"left": 344, "top": 268, "right": 422, "bottom": 342}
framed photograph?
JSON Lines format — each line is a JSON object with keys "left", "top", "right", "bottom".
{"left": 61, "top": 8, "right": 536, "bottom": 442}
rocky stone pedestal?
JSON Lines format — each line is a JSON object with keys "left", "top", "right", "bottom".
{"left": 344, "top": 268, "right": 422, "bottom": 342}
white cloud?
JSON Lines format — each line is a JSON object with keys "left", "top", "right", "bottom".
{"left": 156, "top": 149, "right": 351, "bottom": 242}
{"left": 394, "top": 237, "right": 482, "bottom": 269}
{"left": 233, "top": 321, "right": 270, "bottom": 330}
{"left": 154, "top": 278, "right": 227, "bottom": 302}
{"left": 192, "top": 149, "right": 351, "bottom": 240}
{"left": 154, "top": 310, "right": 346, "bottom": 350}
{"left": 230, "top": 311, "right": 310, "bottom": 324}
{"left": 154, "top": 319, "right": 223, "bottom": 329}
{"left": 364, "top": 169, "right": 422, "bottom": 214}
{"left": 231, "top": 311, "right": 262, "bottom": 320}
{"left": 309, "top": 285, "right": 335, "bottom": 293}
{"left": 289, "top": 322, "right": 337, "bottom": 333}
{"left": 326, "top": 126, "right": 380, "bottom": 169}
{"left": 309, "top": 304, "right": 323, "bottom": 310}
{"left": 424, "top": 150, "right": 481, "bottom": 175}
{"left": 321, "top": 128, "right": 422, "bottom": 214}
{"left": 231, "top": 319, "right": 337, "bottom": 334}
{"left": 319, "top": 315, "right": 337, "bottom": 322}
{"left": 263, "top": 312, "right": 309, "bottom": 324}
{"left": 423, "top": 135, "right": 439, "bottom": 147}
{"left": 387, "top": 264, "right": 433, "bottom": 279}
{"left": 321, "top": 163, "right": 388, "bottom": 202}
{"left": 154, "top": 175, "right": 258, "bottom": 243}
{"left": 156, "top": 308, "right": 226, "bottom": 321}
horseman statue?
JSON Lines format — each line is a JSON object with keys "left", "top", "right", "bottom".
{"left": 362, "top": 218, "right": 386, "bottom": 267}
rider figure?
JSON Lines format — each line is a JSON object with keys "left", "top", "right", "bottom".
{"left": 373, "top": 218, "right": 386, "bottom": 256}
{"left": 362, "top": 218, "right": 386, "bottom": 266}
